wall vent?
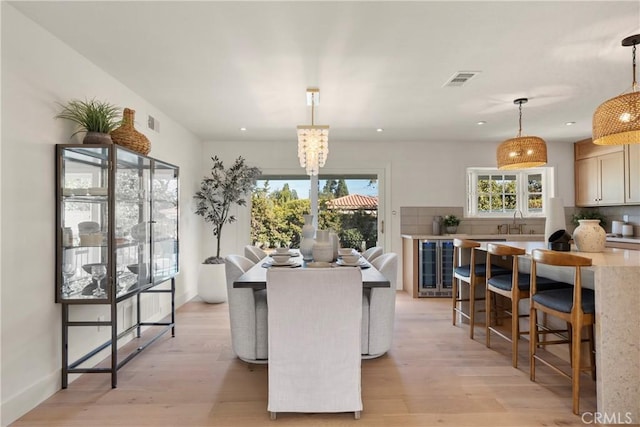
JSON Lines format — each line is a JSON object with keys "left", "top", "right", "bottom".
{"left": 148, "top": 114, "right": 160, "bottom": 132}
{"left": 444, "top": 71, "right": 480, "bottom": 87}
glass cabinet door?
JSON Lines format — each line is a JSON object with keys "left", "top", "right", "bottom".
{"left": 56, "top": 146, "right": 111, "bottom": 302}
{"left": 152, "top": 160, "right": 179, "bottom": 283}
{"left": 114, "top": 148, "right": 152, "bottom": 295}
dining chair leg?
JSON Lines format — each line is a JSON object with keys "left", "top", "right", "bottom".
{"left": 485, "top": 288, "right": 491, "bottom": 348}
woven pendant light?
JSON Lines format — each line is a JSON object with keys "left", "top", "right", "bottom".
{"left": 496, "top": 98, "right": 547, "bottom": 170}
{"left": 593, "top": 34, "right": 640, "bottom": 145}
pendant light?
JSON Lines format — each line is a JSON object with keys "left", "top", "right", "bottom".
{"left": 593, "top": 34, "right": 640, "bottom": 145}
{"left": 496, "top": 98, "right": 547, "bottom": 170}
{"left": 297, "top": 88, "right": 329, "bottom": 176}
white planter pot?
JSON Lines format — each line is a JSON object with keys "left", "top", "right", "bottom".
{"left": 573, "top": 219, "right": 606, "bottom": 253}
{"left": 198, "top": 262, "right": 227, "bottom": 303}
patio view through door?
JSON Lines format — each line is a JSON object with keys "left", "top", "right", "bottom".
{"left": 250, "top": 174, "right": 379, "bottom": 251}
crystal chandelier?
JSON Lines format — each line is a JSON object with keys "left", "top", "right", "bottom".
{"left": 297, "top": 88, "right": 329, "bottom": 176}
{"left": 593, "top": 34, "right": 640, "bottom": 145}
{"left": 496, "top": 98, "right": 547, "bottom": 170}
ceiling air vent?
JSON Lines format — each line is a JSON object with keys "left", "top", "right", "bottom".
{"left": 444, "top": 71, "right": 480, "bottom": 87}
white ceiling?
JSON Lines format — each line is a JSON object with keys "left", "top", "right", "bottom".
{"left": 9, "top": 1, "right": 640, "bottom": 145}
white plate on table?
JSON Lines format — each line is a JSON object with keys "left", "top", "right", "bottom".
{"left": 336, "top": 259, "right": 369, "bottom": 268}
{"left": 264, "top": 260, "right": 299, "bottom": 268}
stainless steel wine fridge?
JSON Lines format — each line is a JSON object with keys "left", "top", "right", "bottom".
{"left": 418, "top": 239, "right": 454, "bottom": 297}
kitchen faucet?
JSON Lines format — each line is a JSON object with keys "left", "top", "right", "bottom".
{"left": 509, "top": 210, "right": 525, "bottom": 234}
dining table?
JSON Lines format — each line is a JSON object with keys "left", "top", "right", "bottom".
{"left": 233, "top": 254, "right": 391, "bottom": 290}
{"left": 475, "top": 240, "right": 640, "bottom": 423}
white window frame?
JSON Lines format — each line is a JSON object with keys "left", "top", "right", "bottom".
{"left": 465, "top": 167, "right": 554, "bottom": 218}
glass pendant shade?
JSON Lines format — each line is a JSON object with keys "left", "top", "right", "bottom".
{"left": 297, "top": 125, "right": 329, "bottom": 176}
{"left": 297, "top": 88, "right": 329, "bottom": 176}
{"left": 496, "top": 98, "right": 547, "bottom": 170}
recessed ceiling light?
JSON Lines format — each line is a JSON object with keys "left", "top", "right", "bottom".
{"left": 565, "top": 121, "right": 576, "bottom": 126}
{"left": 239, "top": 127, "right": 247, "bottom": 131}
{"left": 376, "top": 128, "right": 384, "bottom": 132}
{"left": 476, "top": 121, "right": 487, "bottom": 125}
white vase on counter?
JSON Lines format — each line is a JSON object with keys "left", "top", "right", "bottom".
{"left": 300, "top": 214, "right": 315, "bottom": 261}
{"left": 573, "top": 219, "right": 606, "bottom": 252}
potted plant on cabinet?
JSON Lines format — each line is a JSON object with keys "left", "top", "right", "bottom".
{"left": 194, "top": 156, "right": 261, "bottom": 303}
{"left": 55, "top": 98, "right": 121, "bottom": 144}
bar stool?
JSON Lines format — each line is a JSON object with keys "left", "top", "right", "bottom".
{"left": 452, "top": 239, "right": 509, "bottom": 339}
{"left": 529, "top": 249, "right": 596, "bottom": 415}
{"left": 485, "top": 243, "right": 568, "bottom": 368}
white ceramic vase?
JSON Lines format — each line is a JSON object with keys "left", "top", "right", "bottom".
{"left": 312, "top": 229, "right": 334, "bottom": 262}
{"left": 197, "top": 262, "right": 227, "bottom": 303}
{"left": 300, "top": 214, "right": 315, "bottom": 261}
{"left": 573, "top": 219, "right": 606, "bottom": 253}
{"left": 329, "top": 230, "right": 339, "bottom": 261}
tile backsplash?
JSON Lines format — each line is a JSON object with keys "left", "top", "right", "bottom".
{"left": 400, "top": 205, "right": 640, "bottom": 237}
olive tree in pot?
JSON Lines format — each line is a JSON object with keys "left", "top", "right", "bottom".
{"left": 194, "top": 156, "right": 261, "bottom": 303}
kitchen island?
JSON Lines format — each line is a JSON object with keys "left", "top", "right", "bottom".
{"left": 474, "top": 241, "right": 640, "bottom": 424}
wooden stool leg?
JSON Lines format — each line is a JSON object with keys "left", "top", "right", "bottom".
{"left": 571, "top": 323, "right": 582, "bottom": 415}
{"left": 452, "top": 278, "right": 458, "bottom": 326}
{"left": 588, "top": 324, "right": 596, "bottom": 381}
{"left": 511, "top": 296, "right": 519, "bottom": 368}
{"left": 485, "top": 288, "right": 491, "bottom": 347}
{"left": 529, "top": 305, "right": 537, "bottom": 381}
{"left": 469, "top": 281, "right": 476, "bottom": 339}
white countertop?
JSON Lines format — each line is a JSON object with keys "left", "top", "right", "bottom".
{"left": 401, "top": 233, "right": 544, "bottom": 241}
{"left": 476, "top": 240, "right": 640, "bottom": 267}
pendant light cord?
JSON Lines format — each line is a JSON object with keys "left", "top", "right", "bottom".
{"left": 517, "top": 101, "right": 523, "bottom": 138}
{"left": 310, "top": 93, "right": 316, "bottom": 126}
{"left": 633, "top": 43, "right": 637, "bottom": 92}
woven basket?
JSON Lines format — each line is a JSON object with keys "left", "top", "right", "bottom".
{"left": 111, "top": 108, "right": 151, "bottom": 155}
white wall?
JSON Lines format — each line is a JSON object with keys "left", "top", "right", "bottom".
{"left": 0, "top": 5, "right": 203, "bottom": 426}
{"left": 202, "top": 137, "right": 576, "bottom": 274}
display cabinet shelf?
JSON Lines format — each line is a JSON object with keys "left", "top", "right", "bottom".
{"left": 55, "top": 143, "right": 179, "bottom": 388}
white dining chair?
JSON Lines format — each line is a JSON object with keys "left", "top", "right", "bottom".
{"left": 362, "top": 252, "right": 398, "bottom": 358}
{"left": 362, "top": 246, "right": 383, "bottom": 262}
{"left": 266, "top": 268, "right": 363, "bottom": 419}
{"left": 244, "top": 245, "right": 266, "bottom": 264}
{"left": 225, "top": 255, "right": 268, "bottom": 364}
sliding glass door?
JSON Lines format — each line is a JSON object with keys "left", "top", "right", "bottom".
{"left": 250, "top": 173, "right": 379, "bottom": 250}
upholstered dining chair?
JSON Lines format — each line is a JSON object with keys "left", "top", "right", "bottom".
{"left": 225, "top": 255, "right": 268, "bottom": 364}
{"left": 362, "top": 246, "right": 383, "bottom": 262}
{"left": 244, "top": 245, "right": 266, "bottom": 264}
{"left": 452, "top": 239, "right": 509, "bottom": 339}
{"left": 266, "top": 268, "right": 363, "bottom": 419}
{"left": 485, "top": 243, "right": 568, "bottom": 368}
{"left": 362, "top": 252, "right": 398, "bottom": 358}
{"left": 529, "top": 249, "right": 596, "bottom": 415}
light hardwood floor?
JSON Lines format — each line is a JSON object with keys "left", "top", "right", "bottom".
{"left": 12, "top": 292, "right": 605, "bottom": 427}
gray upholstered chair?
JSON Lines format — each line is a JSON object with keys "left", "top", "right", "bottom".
{"left": 362, "top": 246, "right": 383, "bottom": 262}
{"left": 362, "top": 252, "right": 397, "bottom": 358}
{"left": 267, "top": 268, "right": 363, "bottom": 419}
{"left": 244, "top": 245, "right": 266, "bottom": 264}
{"left": 225, "top": 255, "right": 268, "bottom": 364}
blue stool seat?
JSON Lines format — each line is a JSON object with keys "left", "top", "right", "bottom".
{"left": 532, "top": 288, "right": 595, "bottom": 314}
{"left": 454, "top": 263, "right": 510, "bottom": 278}
{"left": 488, "top": 273, "right": 571, "bottom": 292}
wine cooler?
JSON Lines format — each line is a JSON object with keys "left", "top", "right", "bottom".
{"left": 418, "top": 239, "right": 454, "bottom": 297}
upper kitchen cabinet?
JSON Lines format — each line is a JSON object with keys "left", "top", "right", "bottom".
{"left": 574, "top": 139, "right": 625, "bottom": 207}
{"left": 626, "top": 144, "right": 640, "bottom": 204}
